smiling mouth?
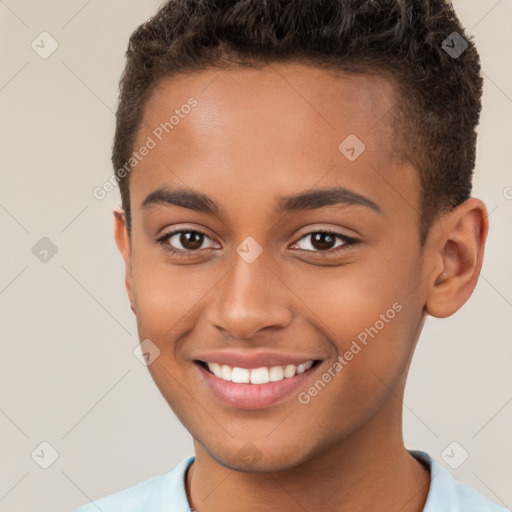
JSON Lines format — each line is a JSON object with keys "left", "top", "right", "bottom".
{"left": 196, "top": 360, "right": 322, "bottom": 385}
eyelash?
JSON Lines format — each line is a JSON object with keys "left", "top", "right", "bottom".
{"left": 155, "top": 228, "right": 359, "bottom": 259}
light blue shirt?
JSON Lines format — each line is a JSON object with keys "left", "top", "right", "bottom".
{"left": 72, "top": 450, "right": 509, "bottom": 512}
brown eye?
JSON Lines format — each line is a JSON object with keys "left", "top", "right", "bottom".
{"left": 294, "top": 231, "right": 358, "bottom": 256}
{"left": 157, "top": 229, "right": 218, "bottom": 255}
{"left": 309, "top": 233, "right": 337, "bottom": 251}
{"left": 177, "top": 231, "right": 204, "bottom": 250}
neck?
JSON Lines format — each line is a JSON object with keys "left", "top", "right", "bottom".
{"left": 185, "top": 398, "right": 430, "bottom": 512}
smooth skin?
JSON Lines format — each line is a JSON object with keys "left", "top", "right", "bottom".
{"left": 114, "top": 63, "right": 488, "bottom": 512}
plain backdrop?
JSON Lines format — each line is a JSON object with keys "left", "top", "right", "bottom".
{"left": 0, "top": 1, "right": 511, "bottom": 511}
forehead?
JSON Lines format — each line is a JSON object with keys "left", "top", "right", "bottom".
{"left": 140, "top": 62, "right": 398, "bottom": 145}
{"left": 131, "top": 62, "right": 417, "bottom": 222}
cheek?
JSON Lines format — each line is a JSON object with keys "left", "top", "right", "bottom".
{"left": 287, "top": 255, "right": 411, "bottom": 334}
{"left": 285, "top": 246, "right": 422, "bottom": 376}
{"left": 281, "top": 261, "right": 421, "bottom": 436}
{"left": 130, "top": 247, "right": 212, "bottom": 341}
{"left": 132, "top": 268, "right": 178, "bottom": 343}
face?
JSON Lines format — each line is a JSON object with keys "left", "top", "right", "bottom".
{"left": 116, "top": 63, "right": 431, "bottom": 472}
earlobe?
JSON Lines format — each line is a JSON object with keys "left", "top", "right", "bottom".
{"left": 113, "top": 208, "right": 136, "bottom": 314}
{"left": 425, "top": 198, "right": 488, "bottom": 318}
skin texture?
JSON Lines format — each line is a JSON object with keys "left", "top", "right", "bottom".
{"left": 114, "top": 63, "right": 488, "bottom": 512}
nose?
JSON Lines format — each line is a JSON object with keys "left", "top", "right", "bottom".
{"left": 206, "top": 251, "right": 293, "bottom": 341}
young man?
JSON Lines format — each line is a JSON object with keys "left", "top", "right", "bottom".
{"left": 75, "top": 1, "right": 508, "bottom": 511}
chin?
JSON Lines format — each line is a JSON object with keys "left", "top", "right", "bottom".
{"left": 204, "top": 439, "right": 313, "bottom": 474}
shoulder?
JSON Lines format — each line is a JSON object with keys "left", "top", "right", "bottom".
{"left": 410, "top": 450, "right": 510, "bottom": 512}
{"left": 71, "top": 456, "right": 194, "bottom": 512}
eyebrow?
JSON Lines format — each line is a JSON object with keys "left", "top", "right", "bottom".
{"left": 278, "top": 187, "right": 381, "bottom": 215}
{"left": 140, "top": 185, "right": 382, "bottom": 216}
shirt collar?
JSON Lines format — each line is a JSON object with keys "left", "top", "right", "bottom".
{"left": 166, "top": 451, "right": 505, "bottom": 512}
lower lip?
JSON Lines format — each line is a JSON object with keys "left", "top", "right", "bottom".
{"left": 195, "top": 362, "right": 321, "bottom": 409}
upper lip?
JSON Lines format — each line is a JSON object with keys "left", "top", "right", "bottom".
{"left": 194, "top": 350, "right": 322, "bottom": 369}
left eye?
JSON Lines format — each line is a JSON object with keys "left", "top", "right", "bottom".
{"left": 291, "top": 231, "right": 356, "bottom": 253}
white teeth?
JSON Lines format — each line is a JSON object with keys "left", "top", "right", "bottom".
{"left": 221, "top": 365, "right": 232, "bottom": 381}
{"left": 297, "top": 361, "right": 313, "bottom": 374}
{"left": 283, "top": 364, "right": 297, "bottom": 378}
{"left": 205, "top": 360, "right": 315, "bottom": 384}
{"left": 231, "top": 367, "right": 250, "bottom": 383}
{"left": 209, "top": 362, "right": 222, "bottom": 378}
{"left": 269, "top": 366, "right": 284, "bottom": 382}
{"left": 250, "top": 367, "right": 270, "bottom": 384}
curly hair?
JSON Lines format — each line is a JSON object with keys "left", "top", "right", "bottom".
{"left": 112, "top": 0, "right": 482, "bottom": 246}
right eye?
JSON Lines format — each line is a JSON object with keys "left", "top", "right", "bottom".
{"left": 156, "top": 229, "right": 219, "bottom": 257}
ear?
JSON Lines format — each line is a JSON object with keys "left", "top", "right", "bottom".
{"left": 425, "top": 198, "right": 489, "bottom": 318}
{"left": 113, "top": 207, "right": 136, "bottom": 314}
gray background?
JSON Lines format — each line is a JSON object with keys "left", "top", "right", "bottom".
{"left": 0, "top": 1, "right": 511, "bottom": 511}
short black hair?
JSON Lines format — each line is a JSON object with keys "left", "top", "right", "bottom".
{"left": 112, "top": 0, "right": 483, "bottom": 246}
